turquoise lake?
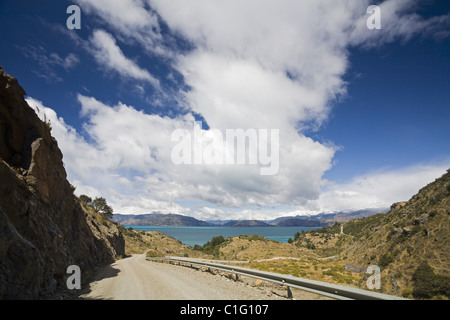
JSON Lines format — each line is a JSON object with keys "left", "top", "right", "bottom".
{"left": 125, "top": 226, "right": 320, "bottom": 247}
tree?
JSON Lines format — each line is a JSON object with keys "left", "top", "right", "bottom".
{"left": 92, "top": 197, "right": 114, "bottom": 219}
{"left": 102, "top": 204, "right": 114, "bottom": 219}
{"left": 79, "top": 194, "right": 92, "bottom": 206}
{"left": 92, "top": 197, "right": 107, "bottom": 212}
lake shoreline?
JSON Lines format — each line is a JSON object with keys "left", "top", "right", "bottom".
{"left": 124, "top": 225, "right": 321, "bottom": 247}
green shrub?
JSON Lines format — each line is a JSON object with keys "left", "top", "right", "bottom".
{"left": 146, "top": 250, "right": 161, "bottom": 258}
{"left": 413, "top": 261, "right": 450, "bottom": 299}
{"left": 248, "top": 234, "right": 266, "bottom": 241}
{"left": 401, "top": 289, "right": 413, "bottom": 298}
{"left": 202, "top": 235, "right": 226, "bottom": 256}
{"left": 379, "top": 252, "right": 395, "bottom": 268}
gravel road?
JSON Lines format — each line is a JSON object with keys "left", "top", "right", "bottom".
{"left": 79, "top": 255, "right": 290, "bottom": 300}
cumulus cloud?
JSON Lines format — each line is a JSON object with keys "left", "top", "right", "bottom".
{"left": 28, "top": 94, "right": 448, "bottom": 219}
{"left": 26, "top": 96, "right": 187, "bottom": 214}
{"left": 26, "top": 1, "right": 450, "bottom": 218}
{"left": 25, "top": 95, "right": 334, "bottom": 214}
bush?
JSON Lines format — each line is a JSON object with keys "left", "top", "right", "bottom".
{"left": 248, "top": 234, "right": 266, "bottom": 241}
{"left": 413, "top": 261, "right": 450, "bottom": 299}
{"left": 401, "top": 289, "right": 413, "bottom": 298}
{"left": 379, "top": 252, "right": 395, "bottom": 268}
{"left": 146, "top": 250, "right": 161, "bottom": 258}
{"left": 79, "top": 194, "right": 93, "bottom": 206}
{"left": 202, "top": 235, "right": 226, "bottom": 256}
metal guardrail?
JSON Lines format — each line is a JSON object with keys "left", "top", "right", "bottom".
{"left": 147, "top": 256, "right": 408, "bottom": 300}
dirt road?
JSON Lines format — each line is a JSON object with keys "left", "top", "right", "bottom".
{"left": 79, "top": 255, "right": 287, "bottom": 300}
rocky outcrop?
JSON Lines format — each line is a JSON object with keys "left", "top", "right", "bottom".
{"left": 0, "top": 66, "right": 124, "bottom": 299}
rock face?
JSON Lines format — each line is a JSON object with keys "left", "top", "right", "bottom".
{"left": 0, "top": 66, "right": 125, "bottom": 299}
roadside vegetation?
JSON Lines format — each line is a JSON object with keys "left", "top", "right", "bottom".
{"left": 79, "top": 194, "right": 113, "bottom": 219}
{"left": 77, "top": 194, "right": 115, "bottom": 227}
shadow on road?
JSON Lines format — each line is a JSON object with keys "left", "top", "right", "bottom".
{"left": 74, "top": 256, "right": 131, "bottom": 300}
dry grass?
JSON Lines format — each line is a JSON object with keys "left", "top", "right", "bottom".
{"left": 244, "top": 258, "right": 364, "bottom": 288}
{"left": 216, "top": 235, "right": 316, "bottom": 261}
{"left": 121, "top": 228, "right": 212, "bottom": 259}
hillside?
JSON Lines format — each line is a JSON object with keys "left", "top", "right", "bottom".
{"left": 193, "top": 234, "right": 317, "bottom": 261}
{"left": 274, "top": 218, "right": 324, "bottom": 227}
{"left": 113, "top": 213, "right": 211, "bottom": 226}
{"left": 294, "top": 170, "right": 450, "bottom": 299}
{"left": 270, "top": 209, "right": 385, "bottom": 227}
{"left": 0, "top": 66, "right": 125, "bottom": 299}
{"left": 120, "top": 227, "right": 211, "bottom": 259}
{"left": 224, "top": 220, "right": 272, "bottom": 227}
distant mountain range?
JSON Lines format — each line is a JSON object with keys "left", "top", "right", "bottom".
{"left": 113, "top": 208, "right": 387, "bottom": 227}
{"left": 112, "top": 213, "right": 210, "bottom": 227}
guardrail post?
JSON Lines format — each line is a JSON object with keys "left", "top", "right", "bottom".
{"left": 283, "top": 280, "right": 293, "bottom": 299}
{"left": 232, "top": 269, "right": 239, "bottom": 282}
{"left": 287, "top": 286, "right": 293, "bottom": 299}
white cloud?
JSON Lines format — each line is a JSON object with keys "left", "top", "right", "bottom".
{"left": 25, "top": 1, "right": 450, "bottom": 219}
{"left": 76, "top": 0, "right": 158, "bottom": 30}
{"left": 307, "top": 164, "right": 450, "bottom": 213}
{"left": 74, "top": 0, "right": 167, "bottom": 55}
{"left": 89, "top": 29, "right": 160, "bottom": 88}
{"left": 25, "top": 95, "right": 335, "bottom": 215}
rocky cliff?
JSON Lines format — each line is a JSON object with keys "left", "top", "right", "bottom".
{"left": 0, "top": 66, "right": 125, "bottom": 299}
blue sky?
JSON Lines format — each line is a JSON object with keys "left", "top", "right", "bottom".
{"left": 320, "top": 38, "right": 450, "bottom": 182}
{"left": 1, "top": 0, "right": 449, "bottom": 219}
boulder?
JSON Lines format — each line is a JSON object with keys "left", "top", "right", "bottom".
{"left": 413, "top": 214, "right": 429, "bottom": 225}
{"left": 390, "top": 202, "right": 407, "bottom": 210}
{"left": 402, "top": 226, "right": 414, "bottom": 236}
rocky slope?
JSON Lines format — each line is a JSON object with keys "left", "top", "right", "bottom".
{"left": 341, "top": 170, "right": 450, "bottom": 297}
{"left": 294, "top": 170, "right": 450, "bottom": 298}
{"left": 0, "top": 66, "right": 125, "bottom": 299}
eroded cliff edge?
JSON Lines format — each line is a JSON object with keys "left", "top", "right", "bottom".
{"left": 0, "top": 66, "right": 125, "bottom": 299}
